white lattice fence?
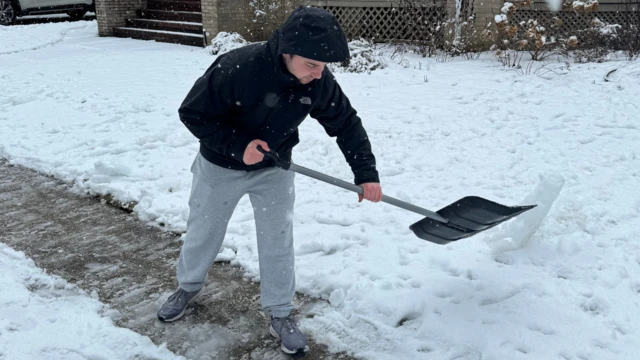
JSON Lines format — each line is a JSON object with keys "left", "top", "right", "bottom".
{"left": 322, "top": 5, "right": 447, "bottom": 41}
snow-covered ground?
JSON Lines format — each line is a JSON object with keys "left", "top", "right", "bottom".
{"left": 1, "top": 21, "right": 639, "bottom": 359}
{"left": 0, "top": 242, "right": 183, "bottom": 360}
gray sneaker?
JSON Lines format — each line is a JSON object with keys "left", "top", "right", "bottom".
{"left": 157, "top": 287, "right": 204, "bottom": 322}
{"left": 269, "top": 315, "right": 307, "bottom": 354}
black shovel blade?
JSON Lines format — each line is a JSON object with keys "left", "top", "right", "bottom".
{"left": 409, "top": 196, "right": 536, "bottom": 245}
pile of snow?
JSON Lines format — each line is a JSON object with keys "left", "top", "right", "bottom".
{"left": 485, "top": 173, "right": 565, "bottom": 254}
{"left": 329, "top": 39, "right": 387, "bottom": 74}
{"left": 207, "top": 31, "right": 248, "bottom": 55}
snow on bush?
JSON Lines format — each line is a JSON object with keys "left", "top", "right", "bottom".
{"left": 489, "top": 0, "right": 629, "bottom": 64}
{"left": 207, "top": 32, "right": 248, "bottom": 55}
{"left": 328, "top": 39, "right": 387, "bottom": 74}
{"left": 571, "top": 17, "right": 620, "bottom": 63}
{"left": 591, "top": 18, "right": 621, "bottom": 36}
{"left": 571, "top": 0, "right": 599, "bottom": 12}
{"left": 501, "top": 2, "right": 515, "bottom": 15}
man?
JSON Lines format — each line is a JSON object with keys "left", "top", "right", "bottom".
{"left": 157, "top": 6, "right": 383, "bottom": 354}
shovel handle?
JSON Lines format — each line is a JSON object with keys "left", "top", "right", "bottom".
{"left": 258, "top": 146, "right": 449, "bottom": 223}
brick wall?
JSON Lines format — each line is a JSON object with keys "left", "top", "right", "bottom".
{"left": 217, "top": 0, "right": 263, "bottom": 41}
{"left": 474, "top": 0, "right": 502, "bottom": 29}
{"left": 95, "top": 0, "right": 147, "bottom": 36}
{"left": 201, "top": 0, "right": 219, "bottom": 45}
{"left": 201, "top": 0, "right": 263, "bottom": 44}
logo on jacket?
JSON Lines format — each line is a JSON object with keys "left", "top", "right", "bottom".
{"left": 299, "top": 97, "right": 312, "bottom": 105}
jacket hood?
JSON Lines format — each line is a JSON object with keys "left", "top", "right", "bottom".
{"left": 276, "top": 7, "right": 349, "bottom": 63}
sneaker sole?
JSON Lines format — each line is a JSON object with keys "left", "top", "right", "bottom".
{"left": 157, "top": 286, "right": 205, "bottom": 322}
{"left": 269, "top": 325, "right": 304, "bottom": 354}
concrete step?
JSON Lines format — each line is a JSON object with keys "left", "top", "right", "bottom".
{"left": 113, "top": 27, "right": 204, "bottom": 47}
{"left": 136, "top": 9, "right": 202, "bottom": 22}
{"left": 126, "top": 18, "right": 202, "bottom": 34}
{"left": 146, "top": 0, "right": 201, "bottom": 12}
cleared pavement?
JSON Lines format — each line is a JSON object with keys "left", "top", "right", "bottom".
{"left": 0, "top": 159, "right": 353, "bottom": 360}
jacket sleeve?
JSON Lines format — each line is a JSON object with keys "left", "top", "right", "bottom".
{"left": 178, "top": 61, "right": 253, "bottom": 163}
{"left": 310, "top": 71, "right": 379, "bottom": 185}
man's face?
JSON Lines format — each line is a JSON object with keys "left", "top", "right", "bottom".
{"left": 282, "top": 54, "right": 327, "bottom": 84}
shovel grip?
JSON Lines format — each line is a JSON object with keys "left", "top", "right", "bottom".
{"left": 257, "top": 145, "right": 290, "bottom": 170}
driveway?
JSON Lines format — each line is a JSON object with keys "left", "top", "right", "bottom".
{"left": 0, "top": 160, "right": 354, "bottom": 360}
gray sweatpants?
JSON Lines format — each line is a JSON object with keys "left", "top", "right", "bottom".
{"left": 177, "top": 153, "right": 296, "bottom": 318}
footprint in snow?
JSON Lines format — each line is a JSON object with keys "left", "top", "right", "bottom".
{"left": 581, "top": 297, "right": 609, "bottom": 316}
{"left": 313, "top": 213, "right": 355, "bottom": 226}
{"left": 527, "top": 323, "right": 556, "bottom": 336}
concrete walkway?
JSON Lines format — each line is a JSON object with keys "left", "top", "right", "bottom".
{"left": 0, "top": 160, "right": 354, "bottom": 360}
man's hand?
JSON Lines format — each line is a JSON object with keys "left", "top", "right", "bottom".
{"left": 358, "top": 182, "right": 383, "bottom": 203}
{"left": 243, "top": 139, "right": 270, "bottom": 165}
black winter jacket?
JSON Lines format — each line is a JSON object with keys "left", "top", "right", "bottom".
{"left": 178, "top": 31, "right": 379, "bottom": 185}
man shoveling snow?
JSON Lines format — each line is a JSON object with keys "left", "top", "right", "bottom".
{"left": 157, "top": 7, "right": 383, "bottom": 355}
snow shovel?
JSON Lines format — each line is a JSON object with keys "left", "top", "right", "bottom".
{"left": 258, "top": 147, "right": 536, "bottom": 245}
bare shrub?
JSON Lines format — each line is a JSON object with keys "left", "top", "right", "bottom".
{"left": 571, "top": 18, "right": 619, "bottom": 63}
{"left": 610, "top": 0, "right": 640, "bottom": 60}
{"left": 493, "top": 3, "right": 567, "bottom": 62}
{"left": 490, "top": 0, "right": 629, "bottom": 64}
{"left": 511, "top": 60, "right": 569, "bottom": 77}
{"left": 493, "top": 47, "right": 525, "bottom": 67}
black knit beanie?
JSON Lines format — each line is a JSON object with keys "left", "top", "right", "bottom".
{"left": 278, "top": 7, "right": 349, "bottom": 63}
